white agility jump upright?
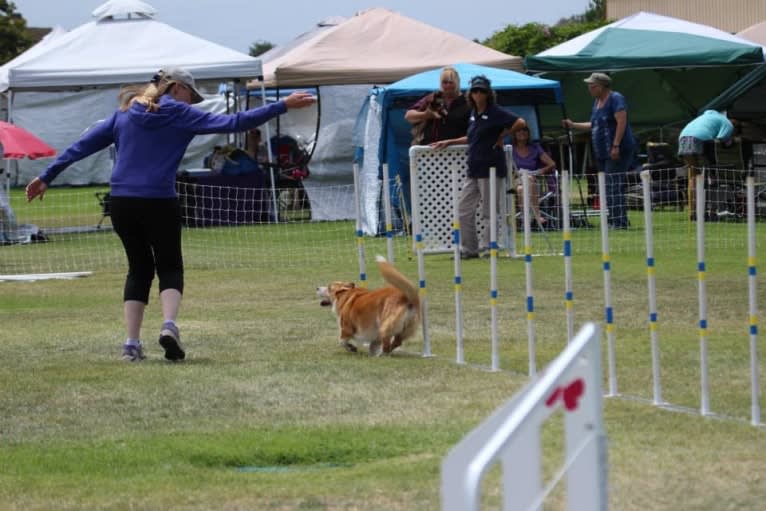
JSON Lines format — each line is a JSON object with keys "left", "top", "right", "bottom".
{"left": 441, "top": 323, "right": 607, "bottom": 511}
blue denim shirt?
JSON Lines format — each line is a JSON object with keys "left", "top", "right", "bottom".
{"left": 590, "top": 91, "right": 634, "bottom": 161}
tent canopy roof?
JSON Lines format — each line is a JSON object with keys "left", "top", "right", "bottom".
{"left": 737, "top": 21, "right": 766, "bottom": 46}
{"left": 92, "top": 0, "right": 157, "bottom": 20}
{"left": 3, "top": 2, "right": 261, "bottom": 91}
{"left": 380, "top": 62, "right": 562, "bottom": 106}
{"left": 526, "top": 11, "right": 764, "bottom": 72}
{"left": 254, "top": 7, "right": 521, "bottom": 88}
{"left": 525, "top": 11, "right": 765, "bottom": 131}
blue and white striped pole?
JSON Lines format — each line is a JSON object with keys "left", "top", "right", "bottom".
{"left": 598, "top": 171, "right": 617, "bottom": 396}
{"left": 381, "top": 163, "right": 395, "bottom": 263}
{"left": 521, "top": 169, "right": 537, "bottom": 376}
{"left": 352, "top": 163, "right": 367, "bottom": 288}
{"left": 695, "top": 172, "right": 710, "bottom": 415}
{"left": 561, "top": 169, "right": 575, "bottom": 343}
{"left": 640, "top": 170, "right": 663, "bottom": 405}
{"left": 452, "top": 164, "right": 465, "bottom": 364}
{"left": 746, "top": 175, "right": 761, "bottom": 425}
{"left": 489, "top": 167, "right": 500, "bottom": 371}
{"left": 415, "top": 231, "right": 431, "bottom": 357}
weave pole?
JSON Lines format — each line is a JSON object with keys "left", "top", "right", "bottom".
{"left": 489, "top": 167, "right": 500, "bottom": 371}
{"left": 640, "top": 170, "right": 663, "bottom": 406}
{"left": 746, "top": 175, "right": 761, "bottom": 426}
{"left": 521, "top": 169, "right": 537, "bottom": 376}
{"left": 451, "top": 163, "right": 465, "bottom": 364}
{"left": 597, "top": 171, "right": 618, "bottom": 396}
{"left": 381, "top": 163, "right": 395, "bottom": 263}
{"left": 695, "top": 171, "right": 710, "bottom": 415}
{"left": 352, "top": 163, "right": 367, "bottom": 288}
{"left": 560, "top": 169, "right": 575, "bottom": 342}
{"left": 416, "top": 231, "right": 431, "bottom": 357}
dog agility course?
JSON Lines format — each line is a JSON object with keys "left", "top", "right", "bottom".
{"left": 2, "top": 161, "right": 765, "bottom": 508}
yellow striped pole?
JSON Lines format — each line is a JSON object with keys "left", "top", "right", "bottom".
{"left": 561, "top": 169, "right": 575, "bottom": 343}
{"left": 598, "top": 171, "right": 617, "bottom": 396}
{"left": 522, "top": 169, "right": 537, "bottom": 376}
{"left": 641, "top": 170, "right": 663, "bottom": 406}
{"left": 746, "top": 175, "right": 761, "bottom": 425}
{"left": 451, "top": 164, "right": 464, "bottom": 364}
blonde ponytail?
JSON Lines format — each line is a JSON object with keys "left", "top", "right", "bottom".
{"left": 119, "top": 80, "right": 175, "bottom": 112}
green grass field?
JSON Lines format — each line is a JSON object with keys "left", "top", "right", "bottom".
{"left": 1, "top": 186, "right": 765, "bottom": 510}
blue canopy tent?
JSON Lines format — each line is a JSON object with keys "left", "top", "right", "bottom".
{"left": 357, "top": 63, "right": 562, "bottom": 233}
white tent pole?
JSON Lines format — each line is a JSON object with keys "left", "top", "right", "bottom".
{"left": 260, "top": 81, "right": 279, "bottom": 222}
{"left": 7, "top": 90, "right": 14, "bottom": 188}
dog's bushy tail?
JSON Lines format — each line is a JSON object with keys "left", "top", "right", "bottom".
{"left": 376, "top": 255, "right": 419, "bottom": 305}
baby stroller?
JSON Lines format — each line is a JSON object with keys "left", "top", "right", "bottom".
{"left": 265, "top": 135, "right": 311, "bottom": 222}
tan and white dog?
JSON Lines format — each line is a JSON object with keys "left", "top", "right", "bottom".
{"left": 317, "top": 256, "right": 420, "bottom": 356}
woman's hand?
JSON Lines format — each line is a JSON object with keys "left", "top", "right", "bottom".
{"left": 283, "top": 92, "right": 317, "bottom": 110}
{"left": 610, "top": 145, "right": 620, "bottom": 160}
{"left": 26, "top": 177, "right": 48, "bottom": 202}
{"left": 430, "top": 140, "right": 451, "bottom": 149}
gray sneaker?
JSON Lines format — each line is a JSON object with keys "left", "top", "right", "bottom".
{"left": 121, "top": 342, "right": 145, "bottom": 362}
{"left": 159, "top": 322, "right": 185, "bottom": 361}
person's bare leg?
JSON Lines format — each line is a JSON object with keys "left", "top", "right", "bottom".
{"left": 124, "top": 300, "right": 146, "bottom": 340}
{"left": 160, "top": 288, "right": 181, "bottom": 323}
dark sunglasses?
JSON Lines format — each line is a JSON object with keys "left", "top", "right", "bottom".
{"left": 441, "top": 79, "right": 455, "bottom": 84}
{"left": 470, "top": 88, "right": 488, "bottom": 94}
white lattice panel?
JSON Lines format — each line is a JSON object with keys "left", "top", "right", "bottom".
{"left": 409, "top": 144, "right": 510, "bottom": 254}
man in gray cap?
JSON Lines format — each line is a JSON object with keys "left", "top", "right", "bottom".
{"left": 563, "top": 72, "right": 636, "bottom": 229}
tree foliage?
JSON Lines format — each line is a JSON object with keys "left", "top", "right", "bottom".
{"left": 0, "top": 1, "right": 32, "bottom": 64}
{"left": 249, "top": 40, "right": 274, "bottom": 57}
{"left": 482, "top": 0, "right": 608, "bottom": 58}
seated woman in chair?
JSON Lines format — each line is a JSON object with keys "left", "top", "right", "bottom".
{"left": 511, "top": 126, "right": 556, "bottom": 225}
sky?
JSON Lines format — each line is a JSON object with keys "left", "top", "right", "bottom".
{"left": 11, "top": 0, "right": 593, "bottom": 54}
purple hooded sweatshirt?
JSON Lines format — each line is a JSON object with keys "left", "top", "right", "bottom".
{"left": 39, "top": 94, "right": 287, "bottom": 198}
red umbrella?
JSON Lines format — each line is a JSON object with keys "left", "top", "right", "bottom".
{"left": 0, "top": 121, "right": 56, "bottom": 160}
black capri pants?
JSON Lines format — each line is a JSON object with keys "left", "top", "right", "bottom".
{"left": 109, "top": 196, "right": 184, "bottom": 304}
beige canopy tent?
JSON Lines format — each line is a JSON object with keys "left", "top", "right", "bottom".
{"left": 737, "top": 21, "right": 766, "bottom": 45}
{"left": 250, "top": 7, "right": 521, "bottom": 88}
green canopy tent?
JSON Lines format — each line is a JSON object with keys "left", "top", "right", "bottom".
{"left": 525, "top": 12, "right": 765, "bottom": 136}
{"left": 701, "top": 64, "right": 766, "bottom": 123}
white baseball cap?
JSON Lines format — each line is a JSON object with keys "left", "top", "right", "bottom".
{"left": 158, "top": 66, "right": 204, "bottom": 104}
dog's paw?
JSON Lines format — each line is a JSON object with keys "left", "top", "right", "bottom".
{"left": 341, "top": 341, "right": 358, "bottom": 353}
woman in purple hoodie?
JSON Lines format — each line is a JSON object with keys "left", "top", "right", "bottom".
{"left": 25, "top": 67, "right": 315, "bottom": 362}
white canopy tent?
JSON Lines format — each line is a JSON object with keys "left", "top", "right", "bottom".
{"left": 1, "top": 0, "right": 263, "bottom": 186}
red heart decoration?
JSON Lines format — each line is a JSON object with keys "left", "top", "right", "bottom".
{"left": 545, "top": 378, "right": 585, "bottom": 412}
